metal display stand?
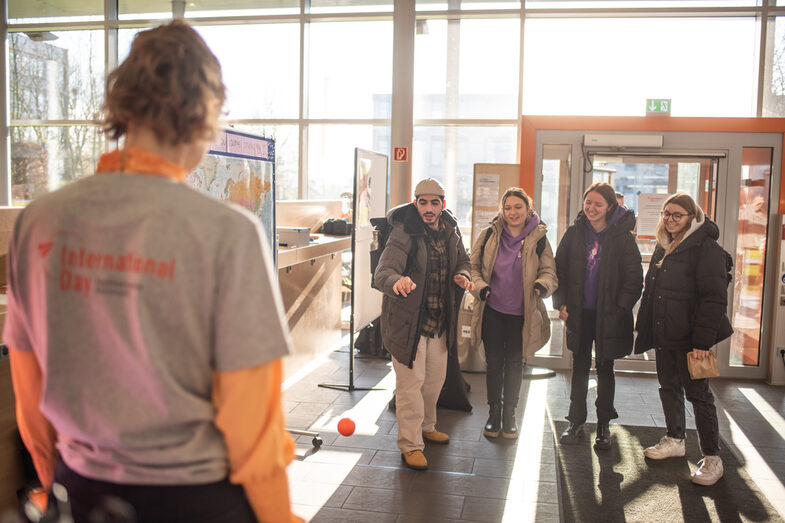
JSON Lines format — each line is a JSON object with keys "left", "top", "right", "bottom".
{"left": 320, "top": 148, "right": 389, "bottom": 392}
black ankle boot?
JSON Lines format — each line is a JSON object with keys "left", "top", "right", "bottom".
{"left": 594, "top": 422, "right": 611, "bottom": 450}
{"left": 560, "top": 422, "right": 584, "bottom": 444}
{"left": 502, "top": 406, "right": 518, "bottom": 439}
{"left": 483, "top": 403, "right": 502, "bottom": 438}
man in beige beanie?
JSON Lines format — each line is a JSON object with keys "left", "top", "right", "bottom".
{"left": 373, "top": 178, "right": 474, "bottom": 470}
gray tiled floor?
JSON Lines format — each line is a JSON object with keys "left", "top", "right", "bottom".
{"left": 284, "top": 350, "right": 785, "bottom": 522}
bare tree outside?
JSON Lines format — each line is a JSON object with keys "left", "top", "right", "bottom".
{"left": 8, "top": 31, "right": 104, "bottom": 205}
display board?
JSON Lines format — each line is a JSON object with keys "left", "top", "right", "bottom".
{"left": 353, "top": 148, "right": 388, "bottom": 332}
{"left": 186, "top": 128, "right": 276, "bottom": 256}
{"left": 471, "top": 163, "right": 521, "bottom": 245}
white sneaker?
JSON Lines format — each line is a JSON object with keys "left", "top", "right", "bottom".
{"left": 644, "top": 435, "right": 686, "bottom": 460}
{"left": 692, "top": 455, "right": 724, "bottom": 486}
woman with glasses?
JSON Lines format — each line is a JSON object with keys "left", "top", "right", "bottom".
{"left": 635, "top": 193, "right": 732, "bottom": 486}
{"left": 553, "top": 182, "right": 642, "bottom": 450}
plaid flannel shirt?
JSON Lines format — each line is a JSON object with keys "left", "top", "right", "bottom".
{"left": 419, "top": 224, "right": 449, "bottom": 338}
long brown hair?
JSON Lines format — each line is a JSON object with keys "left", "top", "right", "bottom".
{"left": 583, "top": 182, "right": 619, "bottom": 219}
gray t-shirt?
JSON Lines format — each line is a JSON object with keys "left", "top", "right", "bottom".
{"left": 3, "top": 172, "right": 291, "bottom": 485}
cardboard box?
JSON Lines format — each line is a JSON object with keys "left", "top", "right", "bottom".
{"left": 277, "top": 227, "right": 311, "bottom": 248}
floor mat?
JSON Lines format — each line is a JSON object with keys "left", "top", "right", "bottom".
{"left": 553, "top": 421, "right": 781, "bottom": 523}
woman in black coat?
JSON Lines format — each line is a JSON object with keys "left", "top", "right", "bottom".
{"left": 553, "top": 182, "right": 643, "bottom": 450}
{"left": 635, "top": 193, "right": 732, "bottom": 487}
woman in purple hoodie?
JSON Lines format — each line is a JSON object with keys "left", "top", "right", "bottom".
{"left": 553, "top": 182, "right": 642, "bottom": 450}
{"left": 470, "top": 188, "right": 558, "bottom": 439}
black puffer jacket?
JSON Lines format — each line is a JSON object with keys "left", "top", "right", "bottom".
{"left": 634, "top": 216, "right": 733, "bottom": 353}
{"left": 552, "top": 210, "right": 643, "bottom": 361}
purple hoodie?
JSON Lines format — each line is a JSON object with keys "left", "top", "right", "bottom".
{"left": 583, "top": 205, "right": 628, "bottom": 309}
{"left": 486, "top": 212, "right": 541, "bottom": 316}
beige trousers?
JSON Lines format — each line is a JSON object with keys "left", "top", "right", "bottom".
{"left": 392, "top": 333, "right": 448, "bottom": 453}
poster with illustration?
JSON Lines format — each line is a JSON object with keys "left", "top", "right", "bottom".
{"left": 186, "top": 129, "right": 275, "bottom": 256}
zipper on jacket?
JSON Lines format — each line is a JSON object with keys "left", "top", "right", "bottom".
{"left": 408, "top": 233, "right": 430, "bottom": 368}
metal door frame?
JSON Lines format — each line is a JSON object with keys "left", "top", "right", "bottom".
{"left": 521, "top": 116, "right": 784, "bottom": 380}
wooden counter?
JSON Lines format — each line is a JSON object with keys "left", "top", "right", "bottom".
{"left": 276, "top": 233, "right": 351, "bottom": 269}
{"left": 276, "top": 234, "right": 350, "bottom": 382}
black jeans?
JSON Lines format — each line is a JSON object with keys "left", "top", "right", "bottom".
{"left": 655, "top": 347, "right": 720, "bottom": 456}
{"left": 481, "top": 305, "right": 524, "bottom": 408}
{"left": 54, "top": 460, "right": 257, "bottom": 523}
{"left": 567, "top": 309, "right": 619, "bottom": 425}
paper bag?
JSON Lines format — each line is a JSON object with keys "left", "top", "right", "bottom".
{"left": 687, "top": 350, "right": 719, "bottom": 379}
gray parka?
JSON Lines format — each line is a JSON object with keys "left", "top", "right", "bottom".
{"left": 373, "top": 203, "right": 471, "bottom": 367}
{"left": 469, "top": 216, "right": 558, "bottom": 357}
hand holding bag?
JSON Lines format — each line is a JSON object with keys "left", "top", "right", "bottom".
{"left": 687, "top": 349, "right": 719, "bottom": 379}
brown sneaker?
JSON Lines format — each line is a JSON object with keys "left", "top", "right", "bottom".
{"left": 423, "top": 429, "right": 450, "bottom": 445}
{"left": 401, "top": 449, "right": 428, "bottom": 470}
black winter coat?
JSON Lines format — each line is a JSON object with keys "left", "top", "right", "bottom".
{"left": 552, "top": 210, "right": 643, "bottom": 361}
{"left": 634, "top": 218, "right": 733, "bottom": 353}
{"left": 374, "top": 203, "right": 471, "bottom": 367}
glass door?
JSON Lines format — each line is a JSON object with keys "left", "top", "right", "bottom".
{"left": 530, "top": 128, "right": 781, "bottom": 380}
{"left": 587, "top": 154, "right": 720, "bottom": 373}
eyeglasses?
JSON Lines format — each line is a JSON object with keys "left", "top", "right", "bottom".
{"left": 661, "top": 211, "right": 693, "bottom": 221}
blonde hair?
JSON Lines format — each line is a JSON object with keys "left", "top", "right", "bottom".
{"left": 103, "top": 20, "right": 226, "bottom": 145}
{"left": 499, "top": 187, "right": 532, "bottom": 214}
{"left": 656, "top": 193, "right": 698, "bottom": 266}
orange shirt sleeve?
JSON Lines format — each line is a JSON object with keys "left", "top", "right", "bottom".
{"left": 9, "top": 348, "right": 57, "bottom": 490}
{"left": 212, "top": 359, "right": 303, "bottom": 523}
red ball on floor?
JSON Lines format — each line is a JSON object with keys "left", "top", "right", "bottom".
{"left": 337, "top": 417, "right": 355, "bottom": 437}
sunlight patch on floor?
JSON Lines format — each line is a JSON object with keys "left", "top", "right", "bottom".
{"left": 310, "top": 365, "right": 396, "bottom": 436}
{"left": 502, "top": 374, "right": 549, "bottom": 522}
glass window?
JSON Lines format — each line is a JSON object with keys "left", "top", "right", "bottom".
{"left": 412, "top": 125, "right": 516, "bottom": 230}
{"left": 308, "top": 125, "right": 391, "bottom": 199}
{"left": 119, "top": 0, "right": 300, "bottom": 19}
{"left": 10, "top": 126, "right": 104, "bottom": 205}
{"left": 526, "top": 0, "right": 758, "bottom": 7}
{"left": 523, "top": 17, "right": 757, "bottom": 117}
{"left": 763, "top": 17, "right": 785, "bottom": 116}
{"left": 196, "top": 25, "right": 301, "bottom": 119}
{"left": 311, "top": 0, "right": 393, "bottom": 13}
{"left": 8, "top": 0, "right": 103, "bottom": 23}
{"left": 239, "top": 124, "right": 300, "bottom": 201}
{"left": 416, "top": 0, "right": 521, "bottom": 11}
{"left": 730, "top": 147, "right": 772, "bottom": 367}
{"left": 9, "top": 31, "right": 105, "bottom": 122}
{"left": 414, "top": 18, "right": 520, "bottom": 119}
{"left": 308, "top": 21, "right": 393, "bottom": 119}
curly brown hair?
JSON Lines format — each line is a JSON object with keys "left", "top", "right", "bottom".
{"left": 103, "top": 20, "right": 226, "bottom": 145}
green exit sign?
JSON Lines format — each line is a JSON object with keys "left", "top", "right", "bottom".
{"left": 646, "top": 99, "right": 671, "bottom": 115}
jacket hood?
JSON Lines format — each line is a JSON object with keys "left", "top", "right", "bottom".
{"left": 656, "top": 206, "right": 718, "bottom": 249}
{"left": 575, "top": 207, "right": 636, "bottom": 235}
{"left": 386, "top": 201, "right": 459, "bottom": 236}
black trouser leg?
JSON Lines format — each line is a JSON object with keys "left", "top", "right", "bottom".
{"left": 482, "top": 306, "right": 506, "bottom": 405}
{"left": 567, "top": 310, "right": 596, "bottom": 424}
{"left": 655, "top": 348, "right": 687, "bottom": 440}
{"left": 595, "top": 358, "right": 618, "bottom": 424}
{"left": 502, "top": 312, "right": 524, "bottom": 409}
{"left": 677, "top": 352, "right": 720, "bottom": 456}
